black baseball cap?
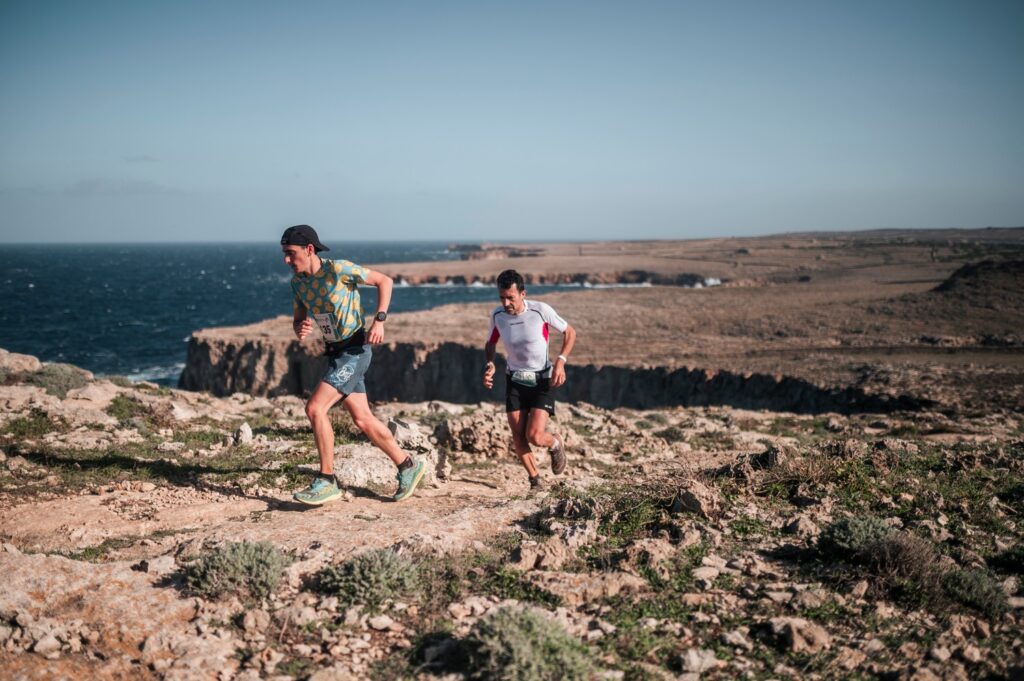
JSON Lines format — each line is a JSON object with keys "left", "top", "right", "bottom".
{"left": 280, "top": 225, "right": 330, "bottom": 252}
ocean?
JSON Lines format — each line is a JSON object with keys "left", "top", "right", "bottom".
{"left": 0, "top": 242, "right": 581, "bottom": 385}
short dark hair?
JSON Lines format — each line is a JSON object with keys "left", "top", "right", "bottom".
{"left": 496, "top": 269, "right": 525, "bottom": 292}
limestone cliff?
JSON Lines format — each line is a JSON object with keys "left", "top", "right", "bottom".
{"left": 179, "top": 316, "right": 923, "bottom": 413}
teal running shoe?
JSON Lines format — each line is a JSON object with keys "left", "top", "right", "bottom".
{"left": 393, "top": 459, "right": 425, "bottom": 502}
{"left": 293, "top": 475, "right": 342, "bottom": 506}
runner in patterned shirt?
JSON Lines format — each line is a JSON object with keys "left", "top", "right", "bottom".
{"left": 483, "top": 269, "right": 577, "bottom": 492}
{"left": 280, "top": 225, "right": 425, "bottom": 506}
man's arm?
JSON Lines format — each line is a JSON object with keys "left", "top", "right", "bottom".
{"left": 293, "top": 305, "right": 312, "bottom": 340}
{"left": 362, "top": 269, "right": 392, "bottom": 344}
{"left": 483, "top": 342, "right": 497, "bottom": 389}
{"left": 551, "top": 324, "right": 576, "bottom": 388}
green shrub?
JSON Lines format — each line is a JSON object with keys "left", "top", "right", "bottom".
{"left": 316, "top": 549, "right": 418, "bottom": 611}
{"left": 943, "top": 568, "right": 1009, "bottom": 619}
{"left": 689, "top": 430, "right": 737, "bottom": 451}
{"left": 106, "top": 375, "right": 135, "bottom": 388}
{"left": 466, "top": 606, "right": 594, "bottom": 681}
{"left": 105, "top": 395, "right": 150, "bottom": 422}
{"left": 185, "top": 541, "right": 291, "bottom": 600}
{"left": 643, "top": 412, "right": 669, "bottom": 426}
{"left": 989, "top": 545, "right": 1024, "bottom": 575}
{"left": 2, "top": 408, "right": 59, "bottom": 439}
{"left": 654, "top": 426, "right": 687, "bottom": 443}
{"left": 475, "top": 567, "right": 561, "bottom": 607}
{"left": 24, "top": 363, "right": 90, "bottom": 399}
{"left": 817, "top": 516, "right": 894, "bottom": 562}
{"left": 818, "top": 518, "right": 945, "bottom": 605}
{"left": 870, "top": 533, "right": 944, "bottom": 606}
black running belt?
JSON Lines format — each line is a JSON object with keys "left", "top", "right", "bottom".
{"left": 325, "top": 328, "right": 366, "bottom": 355}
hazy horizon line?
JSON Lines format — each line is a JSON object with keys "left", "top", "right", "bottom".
{"left": 1, "top": 224, "right": 1022, "bottom": 248}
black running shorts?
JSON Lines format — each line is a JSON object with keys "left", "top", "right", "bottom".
{"left": 505, "top": 375, "right": 555, "bottom": 416}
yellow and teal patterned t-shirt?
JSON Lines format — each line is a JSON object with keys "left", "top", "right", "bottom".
{"left": 291, "top": 259, "right": 370, "bottom": 342}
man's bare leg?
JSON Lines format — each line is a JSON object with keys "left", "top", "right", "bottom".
{"left": 507, "top": 409, "right": 540, "bottom": 477}
{"left": 525, "top": 408, "right": 556, "bottom": 449}
{"left": 305, "top": 381, "right": 346, "bottom": 474}
{"left": 526, "top": 407, "right": 566, "bottom": 475}
{"left": 341, "top": 392, "right": 408, "bottom": 466}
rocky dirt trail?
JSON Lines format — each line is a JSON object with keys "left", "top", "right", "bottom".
{"left": 3, "top": 347, "right": 1022, "bottom": 680}
{"left": 0, "top": 350, "right": 720, "bottom": 679}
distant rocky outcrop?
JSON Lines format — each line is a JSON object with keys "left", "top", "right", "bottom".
{"left": 932, "top": 259, "right": 1024, "bottom": 301}
{"left": 447, "top": 244, "right": 543, "bottom": 260}
{"left": 390, "top": 270, "right": 717, "bottom": 286}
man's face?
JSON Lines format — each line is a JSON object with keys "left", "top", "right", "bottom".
{"left": 498, "top": 285, "right": 525, "bottom": 314}
{"left": 282, "top": 244, "right": 314, "bottom": 274}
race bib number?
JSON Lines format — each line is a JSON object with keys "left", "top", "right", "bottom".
{"left": 312, "top": 312, "right": 341, "bottom": 342}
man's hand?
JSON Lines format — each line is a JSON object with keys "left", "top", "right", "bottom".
{"left": 483, "top": 361, "right": 495, "bottom": 389}
{"left": 551, "top": 360, "right": 567, "bottom": 388}
{"left": 368, "top": 321, "right": 384, "bottom": 344}
{"left": 294, "top": 318, "right": 313, "bottom": 341}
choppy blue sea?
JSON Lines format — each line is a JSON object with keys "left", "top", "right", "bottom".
{"left": 0, "top": 242, "right": 580, "bottom": 385}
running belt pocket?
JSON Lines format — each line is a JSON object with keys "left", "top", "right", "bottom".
{"left": 510, "top": 370, "right": 538, "bottom": 387}
{"left": 325, "top": 328, "right": 366, "bottom": 357}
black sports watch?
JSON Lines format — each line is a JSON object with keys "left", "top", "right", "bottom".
{"left": 375, "top": 311, "right": 388, "bottom": 322}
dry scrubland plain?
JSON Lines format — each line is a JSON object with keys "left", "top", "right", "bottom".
{"left": 1, "top": 228, "right": 1023, "bottom": 681}
{"left": 376, "top": 229, "right": 1024, "bottom": 413}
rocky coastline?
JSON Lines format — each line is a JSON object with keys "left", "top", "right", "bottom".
{"left": 2, "top": 231, "right": 1023, "bottom": 679}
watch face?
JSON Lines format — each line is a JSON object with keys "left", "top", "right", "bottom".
{"left": 375, "top": 311, "right": 387, "bottom": 322}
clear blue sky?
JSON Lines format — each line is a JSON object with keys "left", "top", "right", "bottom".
{"left": 1, "top": 0, "right": 1021, "bottom": 243}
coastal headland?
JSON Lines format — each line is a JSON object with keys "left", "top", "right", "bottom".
{"left": 1, "top": 227, "right": 1022, "bottom": 679}
{"left": 183, "top": 228, "right": 1024, "bottom": 414}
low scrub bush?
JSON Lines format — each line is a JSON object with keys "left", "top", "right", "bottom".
{"left": 105, "top": 395, "right": 150, "bottom": 422}
{"left": 416, "top": 540, "right": 561, "bottom": 612}
{"left": 758, "top": 452, "right": 874, "bottom": 506}
{"left": 24, "top": 363, "right": 90, "bottom": 399}
{"left": 466, "top": 606, "right": 594, "bottom": 681}
{"left": 989, "top": 544, "right": 1024, "bottom": 575}
{"left": 870, "top": 532, "right": 944, "bottom": 606}
{"left": 316, "top": 549, "right": 418, "bottom": 611}
{"left": 185, "top": 541, "right": 291, "bottom": 600}
{"left": 818, "top": 517, "right": 1009, "bottom": 618}
{"left": 551, "top": 483, "right": 675, "bottom": 572}
{"left": 654, "top": 426, "right": 687, "bottom": 443}
{"left": 2, "top": 408, "right": 60, "bottom": 439}
{"left": 688, "top": 430, "right": 736, "bottom": 451}
{"left": 817, "top": 516, "right": 894, "bottom": 562}
{"left": 943, "top": 568, "right": 1008, "bottom": 619}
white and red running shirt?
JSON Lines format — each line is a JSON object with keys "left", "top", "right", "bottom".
{"left": 487, "top": 300, "right": 569, "bottom": 372}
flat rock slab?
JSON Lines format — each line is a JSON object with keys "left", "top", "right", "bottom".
{"left": 0, "top": 551, "right": 196, "bottom": 656}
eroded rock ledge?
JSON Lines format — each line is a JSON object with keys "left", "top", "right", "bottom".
{"left": 390, "top": 270, "right": 722, "bottom": 287}
{"left": 179, "top": 316, "right": 925, "bottom": 414}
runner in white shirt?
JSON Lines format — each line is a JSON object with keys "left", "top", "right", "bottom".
{"left": 483, "top": 269, "right": 577, "bottom": 492}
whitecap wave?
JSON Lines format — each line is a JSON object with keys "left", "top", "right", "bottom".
{"left": 585, "top": 282, "right": 654, "bottom": 289}
{"left": 124, "top": 362, "right": 186, "bottom": 383}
